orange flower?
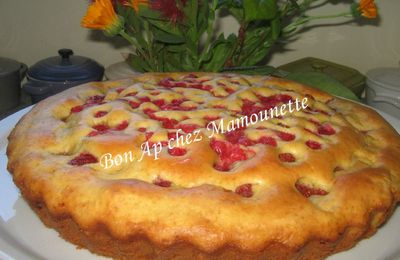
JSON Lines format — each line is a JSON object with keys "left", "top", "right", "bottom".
{"left": 124, "top": 0, "right": 148, "bottom": 13}
{"left": 359, "top": 0, "right": 377, "bottom": 18}
{"left": 81, "top": 0, "right": 124, "bottom": 36}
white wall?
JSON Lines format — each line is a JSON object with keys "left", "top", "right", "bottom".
{"left": 0, "top": 0, "right": 399, "bottom": 74}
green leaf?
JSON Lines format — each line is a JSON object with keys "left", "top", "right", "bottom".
{"left": 126, "top": 54, "right": 149, "bottom": 72}
{"left": 152, "top": 27, "right": 185, "bottom": 44}
{"left": 181, "top": 52, "right": 196, "bottom": 71}
{"left": 166, "top": 44, "right": 186, "bottom": 53}
{"left": 185, "top": 0, "right": 199, "bottom": 29}
{"left": 218, "top": 0, "right": 244, "bottom": 21}
{"left": 217, "top": 0, "right": 243, "bottom": 9}
{"left": 146, "top": 19, "right": 183, "bottom": 36}
{"left": 124, "top": 7, "right": 141, "bottom": 31}
{"left": 163, "top": 52, "right": 181, "bottom": 72}
{"left": 239, "top": 27, "right": 273, "bottom": 66}
{"left": 203, "top": 34, "right": 237, "bottom": 72}
{"left": 228, "top": 7, "right": 244, "bottom": 22}
{"left": 242, "top": 27, "right": 269, "bottom": 53}
{"left": 243, "top": 0, "right": 278, "bottom": 22}
{"left": 197, "top": 2, "right": 210, "bottom": 35}
{"left": 271, "top": 17, "right": 281, "bottom": 40}
{"left": 139, "top": 8, "right": 162, "bottom": 20}
{"left": 241, "top": 43, "right": 272, "bottom": 66}
{"left": 285, "top": 72, "right": 360, "bottom": 101}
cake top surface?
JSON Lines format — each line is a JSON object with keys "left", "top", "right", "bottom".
{"left": 7, "top": 72, "right": 400, "bottom": 252}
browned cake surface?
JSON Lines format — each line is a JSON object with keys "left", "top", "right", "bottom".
{"left": 7, "top": 73, "right": 400, "bottom": 259}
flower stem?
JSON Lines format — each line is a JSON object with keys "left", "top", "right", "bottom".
{"left": 120, "top": 30, "right": 151, "bottom": 66}
{"left": 308, "top": 12, "right": 351, "bottom": 20}
{"left": 143, "top": 21, "right": 157, "bottom": 70}
{"left": 283, "top": 11, "right": 352, "bottom": 35}
{"left": 198, "top": 0, "right": 218, "bottom": 69}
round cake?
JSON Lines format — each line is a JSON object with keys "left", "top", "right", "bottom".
{"left": 7, "top": 73, "right": 400, "bottom": 259}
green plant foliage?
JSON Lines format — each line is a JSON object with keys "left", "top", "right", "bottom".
{"left": 82, "top": 0, "right": 378, "bottom": 73}
{"left": 243, "top": 0, "right": 278, "bottom": 22}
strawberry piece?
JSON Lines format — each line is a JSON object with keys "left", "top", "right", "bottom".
{"left": 137, "top": 96, "right": 151, "bottom": 103}
{"left": 225, "top": 129, "right": 255, "bottom": 146}
{"left": 125, "top": 92, "right": 137, "bottom": 97}
{"left": 138, "top": 127, "right": 147, "bottom": 132}
{"left": 225, "top": 87, "right": 235, "bottom": 94}
{"left": 241, "top": 99, "right": 263, "bottom": 116}
{"left": 178, "top": 124, "right": 199, "bottom": 134}
{"left": 279, "top": 153, "right": 296, "bottom": 163}
{"left": 71, "top": 95, "right": 105, "bottom": 114}
{"left": 69, "top": 153, "right": 98, "bottom": 166}
{"left": 318, "top": 124, "right": 336, "bottom": 135}
{"left": 306, "top": 140, "right": 322, "bottom": 150}
{"left": 128, "top": 101, "right": 140, "bottom": 109}
{"left": 258, "top": 94, "right": 293, "bottom": 110}
{"left": 94, "top": 111, "right": 108, "bottom": 118}
{"left": 257, "top": 136, "right": 277, "bottom": 147}
{"left": 197, "top": 84, "right": 212, "bottom": 91}
{"left": 146, "top": 111, "right": 179, "bottom": 129}
{"left": 145, "top": 132, "right": 154, "bottom": 140}
{"left": 148, "top": 114, "right": 178, "bottom": 129}
{"left": 143, "top": 108, "right": 156, "bottom": 115}
{"left": 88, "top": 130, "right": 107, "bottom": 137}
{"left": 168, "top": 147, "right": 187, "bottom": 156}
{"left": 213, "top": 105, "right": 226, "bottom": 109}
{"left": 93, "top": 125, "right": 109, "bottom": 132}
{"left": 153, "top": 177, "right": 172, "bottom": 187}
{"left": 210, "top": 139, "right": 250, "bottom": 171}
{"left": 115, "top": 121, "right": 129, "bottom": 131}
{"left": 295, "top": 182, "right": 328, "bottom": 198}
{"left": 174, "top": 81, "right": 187, "bottom": 87}
{"left": 235, "top": 184, "right": 253, "bottom": 198}
{"left": 276, "top": 131, "right": 296, "bottom": 141}
{"left": 152, "top": 99, "right": 166, "bottom": 107}
{"left": 204, "top": 116, "right": 220, "bottom": 121}
{"left": 88, "top": 124, "right": 109, "bottom": 137}
{"left": 168, "top": 132, "right": 176, "bottom": 140}
{"left": 156, "top": 98, "right": 194, "bottom": 111}
{"left": 86, "top": 95, "right": 105, "bottom": 104}
{"left": 158, "top": 77, "right": 175, "bottom": 88}
{"left": 71, "top": 105, "right": 84, "bottom": 113}
{"left": 161, "top": 118, "right": 178, "bottom": 129}
{"left": 171, "top": 99, "right": 185, "bottom": 105}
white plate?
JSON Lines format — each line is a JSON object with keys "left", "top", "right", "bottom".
{"left": 0, "top": 106, "right": 400, "bottom": 260}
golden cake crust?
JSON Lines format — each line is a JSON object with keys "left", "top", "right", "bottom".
{"left": 7, "top": 73, "right": 400, "bottom": 259}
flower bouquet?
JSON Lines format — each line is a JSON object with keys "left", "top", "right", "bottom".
{"left": 82, "top": 0, "right": 377, "bottom": 74}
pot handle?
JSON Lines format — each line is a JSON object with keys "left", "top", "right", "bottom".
{"left": 23, "top": 82, "right": 51, "bottom": 96}
{"left": 19, "top": 63, "right": 28, "bottom": 80}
